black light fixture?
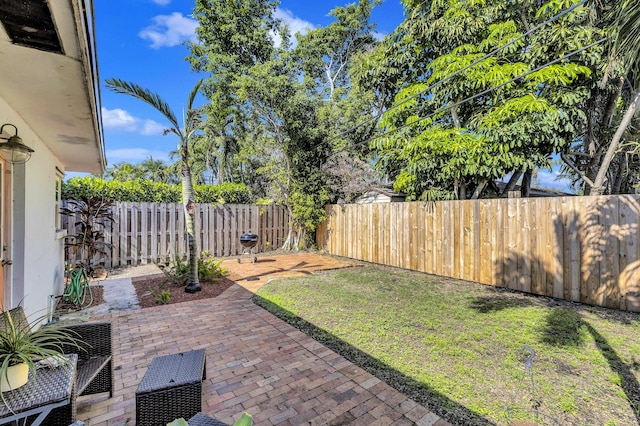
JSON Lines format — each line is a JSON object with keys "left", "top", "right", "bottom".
{"left": 0, "top": 124, "right": 34, "bottom": 164}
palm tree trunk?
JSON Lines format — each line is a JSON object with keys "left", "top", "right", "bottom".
{"left": 182, "top": 157, "right": 201, "bottom": 293}
{"left": 592, "top": 90, "right": 640, "bottom": 195}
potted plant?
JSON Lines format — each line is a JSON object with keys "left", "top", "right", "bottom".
{"left": 168, "top": 412, "right": 253, "bottom": 426}
{"left": 0, "top": 308, "right": 80, "bottom": 394}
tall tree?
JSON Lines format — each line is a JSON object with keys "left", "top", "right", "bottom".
{"left": 139, "top": 156, "right": 177, "bottom": 184}
{"left": 104, "top": 162, "right": 144, "bottom": 181}
{"left": 365, "top": 0, "right": 603, "bottom": 200}
{"left": 189, "top": 0, "right": 382, "bottom": 248}
{"left": 585, "top": 0, "right": 640, "bottom": 194}
{"left": 105, "top": 79, "right": 204, "bottom": 293}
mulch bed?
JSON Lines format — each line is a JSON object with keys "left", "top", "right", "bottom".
{"left": 132, "top": 275, "right": 235, "bottom": 309}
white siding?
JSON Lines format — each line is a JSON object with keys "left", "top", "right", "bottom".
{"left": 0, "top": 97, "right": 66, "bottom": 319}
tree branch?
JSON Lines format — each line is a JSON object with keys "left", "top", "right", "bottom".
{"left": 560, "top": 153, "right": 595, "bottom": 187}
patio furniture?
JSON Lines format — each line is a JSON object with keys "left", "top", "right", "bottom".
{"left": 0, "top": 354, "right": 77, "bottom": 426}
{"left": 136, "top": 349, "right": 207, "bottom": 426}
{"left": 6, "top": 306, "right": 113, "bottom": 423}
{"left": 188, "top": 412, "right": 229, "bottom": 426}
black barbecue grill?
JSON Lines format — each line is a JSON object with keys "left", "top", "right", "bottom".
{"left": 238, "top": 231, "right": 258, "bottom": 263}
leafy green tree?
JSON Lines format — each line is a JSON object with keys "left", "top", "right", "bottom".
{"left": 139, "top": 156, "right": 178, "bottom": 184}
{"left": 295, "top": 0, "right": 379, "bottom": 99}
{"left": 188, "top": 0, "right": 382, "bottom": 248}
{"left": 366, "top": 0, "right": 602, "bottom": 199}
{"left": 105, "top": 79, "right": 204, "bottom": 293}
{"left": 105, "top": 162, "right": 145, "bottom": 182}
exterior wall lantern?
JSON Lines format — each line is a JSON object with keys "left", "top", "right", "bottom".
{"left": 0, "top": 124, "right": 34, "bottom": 164}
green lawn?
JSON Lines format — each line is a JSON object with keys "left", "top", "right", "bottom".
{"left": 253, "top": 265, "right": 640, "bottom": 425}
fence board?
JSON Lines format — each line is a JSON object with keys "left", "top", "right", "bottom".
{"left": 318, "top": 196, "right": 640, "bottom": 313}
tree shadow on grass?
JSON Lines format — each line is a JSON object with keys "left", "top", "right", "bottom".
{"left": 541, "top": 308, "right": 640, "bottom": 423}
{"left": 252, "top": 294, "right": 494, "bottom": 426}
{"left": 469, "top": 287, "right": 536, "bottom": 313}
{"left": 495, "top": 247, "right": 640, "bottom": 424}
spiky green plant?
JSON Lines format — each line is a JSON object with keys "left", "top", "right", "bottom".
{"left": 0, "top": 309, "right": 82, "bottom": 406}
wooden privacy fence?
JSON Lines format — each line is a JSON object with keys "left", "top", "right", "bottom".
{"left": 63, "top": 202, "right": 289, "bottom": 268}
{"left": 317, "top": 195, "right": 640, "bottom": 312}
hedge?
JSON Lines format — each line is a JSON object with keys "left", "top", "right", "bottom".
{"left": 62, "top": 177, "right": 252, "bottom": 204}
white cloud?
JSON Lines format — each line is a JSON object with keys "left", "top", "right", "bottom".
{"left": 271, "top": 8, "right": 315, "bottom": 48}
{"left": 107, "top": 148, "right": 170, "bottom": 163}
{"left": 151, "top": 0, "right": 171, "bottom": 5}
{"left": 139, "top": 12, "right": 198, "bottom": 48}
{"left": 102, "top": 108, "right": 138, "bottom": 132}
{"left": 102, "top": 107, "right": 165, "bottom": 136}
{"left": 140, "top": 120, "right": 166, "bottom": 136}
{"left": 275, "top": 8, "right": 315, "bottom": 36}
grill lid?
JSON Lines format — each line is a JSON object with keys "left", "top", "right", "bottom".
{"left": 240, "top": 232, "right": 258, "bottom": 242}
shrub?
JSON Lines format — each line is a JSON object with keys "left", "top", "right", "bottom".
{"left": 150, "top": 289, "right": 171, "bottom": 304}
{"left": 59, "top": 195, "right": 114, "bottom": 273}
{"left": 158, "top": 251, "right": 227, "bottom": 286}
{"left": 62, "top": 176, "right": 252, "bottom": 204}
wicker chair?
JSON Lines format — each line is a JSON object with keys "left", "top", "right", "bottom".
{"left": 3, "top": 306, "right": 113, "bottom": 424}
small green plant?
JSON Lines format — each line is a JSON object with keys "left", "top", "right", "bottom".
{"left": 158, "top": 252, "right": 227, "bottom": 286}
{"left": 167, "top": 412, "right": 252, "bottom": 426}
{"left": 198, "top": 251, "right": 228, "bottom": 281}
{"left": 0, "top": 308, "right": 82, "bottom": 405}
{"left": 150, "top": 288, "right": 171, "bottom": 305}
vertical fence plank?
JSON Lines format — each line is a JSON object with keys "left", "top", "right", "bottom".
{"left": 619, "top": 196, "right": 640, "bottom": 311}
{"left": 179, "top": 205, "right": 186, "bottom": 258}
{"left": 549, "top": 198, "right": 564, "bottom": 300}
{"left": 581, "top": 197, "right": 601, "bottom": 305}
{"left": 110, "top": 203, "right": 119, "bottom": 268}
{"left": 120, "top": 202, "right": 128, "bottom": 266}
{"left": 437, "top": 202, "right": 445, "bottom": 276}
{"left": 540, "top": 197, "right": 551, "bottom": 296}
{"left": 223, "top": 206, "right": 231, "bottom": 256}
{"left": 520, "top": 198, "right": 531, "bottom": 294}
{"left": 463, "top": 201, "right": 472, "bottom": 281}
{"left": 140, "top": 202, "right": 147, "bottom": 264}
{"left": 169, "top": 203, "right": 177, "bottom": 260}
{"left": 208, "top": 204, "right": 216, "bottom": 254}
{"left": 604, "top": 196, "right": 620, "bottom": 308}
{"left": 479, "top": 200, "right": 491, "bottom": 285}
{"left": 415, "top": 202, "right": 425, "bottom": 273}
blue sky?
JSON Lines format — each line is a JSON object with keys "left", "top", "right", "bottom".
{"left": 94, "top": 0, "right": 572, "bottom": 191}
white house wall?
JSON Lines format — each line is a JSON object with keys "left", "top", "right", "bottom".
{"left": 0, "top": 97, "right": 66, "bottom": 319}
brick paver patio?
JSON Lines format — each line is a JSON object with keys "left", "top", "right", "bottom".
{"left": 77, "top": 254, "right": 450, "bottom": 425}
{"left": 222, "top": 253, "right": 363, "bottom": 293}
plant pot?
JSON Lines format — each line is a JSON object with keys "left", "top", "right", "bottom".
{"left": 0, "top": 363, "right": 29, "bottom": 392}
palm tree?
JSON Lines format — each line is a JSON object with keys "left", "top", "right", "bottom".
{"left": 105, "top": 78, "right": 204, "bottom": 293}
{"left": 590, "top": 0, "right": 640, "bottom": 194}
{"left": 139, "top": 156, "right": 174, "bottom": 184}
{"left": 106, "top": 162, "right": 143, "bottom": 181}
